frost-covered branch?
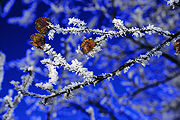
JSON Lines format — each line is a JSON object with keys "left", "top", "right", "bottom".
{"left": 126, "top": 35, "right": 180, "bottom": 67}
{"left": 35, "top": 44, "right": 94, "bottom": 90}
{"left": 15, "top": 31, "right": 179, "bottom": 103}
{"left": 0, "top": 52, "right": 6, "bottom": 91}
{"left": 3, "top": 68, "right": 34, "bottom": 120}
{"left": 86, "top": 106, "right": 95, "bottom": 120}
{"left": 47, "top": 18, "right": 174, "bottom": 60}
{"left": 49, "top": 18, "right": 173, "bottom": 39}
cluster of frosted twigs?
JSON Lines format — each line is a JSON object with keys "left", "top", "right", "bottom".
{"left": 25, "top": 17, "right": 179, "bottom": 99}
{"left": 3, "top": 17, "right": 180, "bottom": 120}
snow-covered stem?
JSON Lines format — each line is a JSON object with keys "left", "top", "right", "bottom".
{"left": 3, "top": 68, "right": 34, "bottom": 120}
{"left": 86, "top": 106, "right": 95, "bottom": 120}
{"left": 3, "top": 91, "right": 23, "bottom": 120}
{"left": 112, "top": 18, "right": 128, "bottom": 32}
{"left": 49, "top": 18, "right": 173, "bottom": 40}
{"left": 49, "top": 18, "right": 174, "bottom": 60}
{"left": 11, "top": 86, "right": 47, "bottom": 98}
{"left": 34, "top": 44, "right": 94, "bottom": 91}
{"left": 47, "top": 18, "right": 174, "bottom": 61}
{"left": 42, "top": 44, "right": 94, "bottom": 79}
{"left": 0, "top": 52, "right": 6, "bottom": 91}
{"left": 68, "top": 17, "right": 86, "bottom": 28}
{"left": 112, "top": 31, "right": 180, "bottom": 74}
